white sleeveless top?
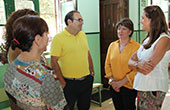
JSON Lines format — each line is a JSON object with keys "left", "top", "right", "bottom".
{"left": 133, "top": 33, "right": 170, "bottom": 92}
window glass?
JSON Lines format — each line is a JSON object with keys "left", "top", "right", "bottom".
{"left": 55, "top": 0, "right": 77, "bottom": 32}
{"left": 151, "top": 0, "right": 169, "bottom": 23}
{"left": 0, "top": 26, "right": 5, "bottom": 51}
{"left": 160, "top": 1, "right": 168, "bottom": 23}
{"left": 39, "top": 0, "right": 56, "bottom": 54}
{"left": 15, "top": 0, "right": 34, "bottom": 10}
{"left": 0, "top": 0, "right": 6, "bottom": 49}
{"left": 61, "top": 1, "right": 75, "bottom": 30}
{"left": 0, "top": 0, "right": 6, "bottom": 24}
{"left": 0, "top": 26, "right": 6, "bottom": 65}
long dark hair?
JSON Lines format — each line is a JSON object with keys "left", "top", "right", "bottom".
{"left": 142, "top": 5, "right": 168, "bottom": 49}
{"left": 11, "top": 15, "right": 48, "bottom": 52}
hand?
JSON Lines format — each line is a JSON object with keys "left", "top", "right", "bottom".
{"left": 91, "top": 72, "right": 95, "bottom": 77}
{"left": 61, "top": 81, "right": 66, "bottom": 89}
{"left": 110, "top": 80, "right": 122, "bottom": 92}
{"left": 114, "top": 88, "right": 120, "bottom": 92}
{"left": 137, "top": 60, "right": 154, "bottom": 74}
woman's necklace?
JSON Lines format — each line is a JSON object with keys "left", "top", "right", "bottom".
{"left": 119, "top": 40, "right": 129, "bottom": 53}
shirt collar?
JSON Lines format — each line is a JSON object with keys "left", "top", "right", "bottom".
{"left": 63, "top": 27, "right": 81, "bottom": 37}
{"left": 117, "top": 39, "right": 133, "bottom": 44}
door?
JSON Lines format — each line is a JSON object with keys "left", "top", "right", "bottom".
{"left": 100, "top": 0, "right": 129, "bottom": 87}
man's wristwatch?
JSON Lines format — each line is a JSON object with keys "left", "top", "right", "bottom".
{"left": 90, "top": 71, "right": 94, "bottom": 75}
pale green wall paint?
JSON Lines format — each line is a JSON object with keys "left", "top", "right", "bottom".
{"left": 77, "top": 0, "right": 101, "bottom": 83}
{"left": 129, "top": 0, "right": 148, "bottom": 30}
{"left": 87, "top": 34, "right": 101, "bottom": 83}
{"left": 77, "top": 0, "right": 100, "bottom": 32}
{"left": 132, "top": 31, "right": 147, "bottom": 43}
{"left": 129, "top": 0, "right": 139, "bottom": 30}
{"left": 0, "top": 64, "right": 8, "bottom": 88}
{"left": 129, "top": 0, "right": 148, "bottom": 43}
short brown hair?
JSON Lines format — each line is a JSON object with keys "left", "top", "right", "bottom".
{"left": 11, "top": 15, "right": 48, "bottom": 52}
{"left": 116, "top": 18, "right": 134, "bottom": 37}
{"left": 4, "top": 9, "right": 38, "bottom": 55}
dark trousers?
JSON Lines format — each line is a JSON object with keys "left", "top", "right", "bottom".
{"left": 5, "top": 91, "right": 23, "bottom": 110}
{"left": 64, "top": 75, "right": 94, "bottom": 110}
{"left": 110, "top": 86, "right": 137, "bottom": 110}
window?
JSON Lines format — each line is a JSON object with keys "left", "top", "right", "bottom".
{"left": 0, "top": 26, "right": 5, "bottom": 47}
{"left": 39, "top": 0, "right": 77, "bottom": 54}
{"left": 150, "top": 0, "right": 169, "bottom": 23}
{"left": 39, "top": 0, "right": 56, "bottom": 54}
{"left": 0, "top": 0, "right": 6, "bottom": 48}
{"left": 60, "top": 1, "right": 75, "bottom": 30}
{"left": 15, "top": 0, "right": 34, "bottom": 10}
{"left": 0, "top": 0, "right": 6, "bottom": 24}
{"left": 0, "top": 0, "right": 77, "bottom": 55}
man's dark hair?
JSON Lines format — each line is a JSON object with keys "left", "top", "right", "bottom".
{"left": 64, "top": 10, "right": 80, "bottom": 26}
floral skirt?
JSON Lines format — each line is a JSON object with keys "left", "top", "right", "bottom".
{"left": 137, "top": 91, "right": 166, "bottom": 110}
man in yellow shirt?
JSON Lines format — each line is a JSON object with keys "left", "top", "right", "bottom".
{"left": 50, "top": 10, "right": 94, "bottom": 110}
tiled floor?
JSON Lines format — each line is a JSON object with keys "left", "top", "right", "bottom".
{"left": 90, "top": 84, "right": 170, "bottom": 110}
{"left": 90, "top": 98, "right": 115, "bottom": 110}
{"left": 162, "top": 84, "right": 170, "bottom": 110}
{"left": 4, "top": 89, "right": 170, "bottom": 110}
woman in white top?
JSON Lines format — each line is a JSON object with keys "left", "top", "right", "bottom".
{"left": 128, "top": 5, "right": 170, "bottom": 110}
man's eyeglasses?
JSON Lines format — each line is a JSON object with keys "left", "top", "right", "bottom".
{"left": 73, "top": 18, "right": 84, "bottom": 22}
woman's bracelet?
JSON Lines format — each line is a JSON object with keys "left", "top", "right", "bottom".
{"left": 108, "top": 78, "right": 114, "bottom": 84}
{"left": 134, "top": 61, "right": 139, "bottom": 70}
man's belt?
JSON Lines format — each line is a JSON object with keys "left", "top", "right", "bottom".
{"left": 64, "top": 74, "right": 90, "bottom": 81}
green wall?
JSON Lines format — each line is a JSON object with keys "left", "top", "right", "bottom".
{"left": 77, "top": 0, "right": 100, "bottom": 32}
{"left": 129, "top": 0, "right": 139, "bottom": 30}
{"left": 129, "top": 0, "right": 148, "bottom": 43}
{"left": 0, "top": 65, "right": 8, "bottom": 88}
{"left": 86, "top": 34, "right": 101, "bottom": 83}
{"left": 0, "top": 64, "right": 10, "bottom": 109}
{"left": 77, "top": 0, "right": 101, "bottom": 83}
{"left": 129, "top": 0, "right": 148, "bottom": 30}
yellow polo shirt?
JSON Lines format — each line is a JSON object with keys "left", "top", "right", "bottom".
{"left": 105, "top": 40, "right": 140, "bottom": 89}
{"left": 50, "top": 28, "right": 90, "bottom": 78}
